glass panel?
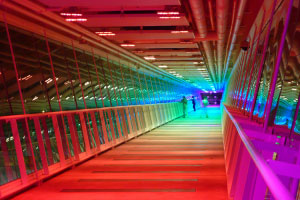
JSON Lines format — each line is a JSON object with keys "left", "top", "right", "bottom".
{"left": 27, "top": 119, "right": 43, "bottom": 170}
{"left": 39, "top": 116, "right": 59, "bottom": 164}
{"left": 0, "top": 23, "right": 21, "bottom": 116}
{"left": 16, "top": 119, "right": 35, "bottom": 174}
{"left": 63, "top": 116, "right": 74, "bottom": 157}
{"left": 0, "top": 120, "right": 20, "bottom": 185}
{"left": 73, "top": 114, "right": 86, "bottom": 152}
{"left": 273, "top": 0, "right": 300, "bottom": 129}
{"left": 94, "top": 112, "right": 104, "bottom": 144}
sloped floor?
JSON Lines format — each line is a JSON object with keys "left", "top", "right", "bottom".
{"left": 13, "top": 107, "right": 228, "bottom": 200}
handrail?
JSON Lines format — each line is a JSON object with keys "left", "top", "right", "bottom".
{"left": 223, "top": 105, "right": 294, "bottom": 200}
{"left": 0, "top": 102, "right": 179, "bottom": 121}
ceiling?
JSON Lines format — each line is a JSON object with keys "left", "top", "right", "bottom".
{"left": 34, "top": 0, "right": 262, "bottom": 92}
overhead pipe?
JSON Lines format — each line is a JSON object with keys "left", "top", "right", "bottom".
{"left": 188, "top": 0, "right": 207, "bottom": 38}
{"left": 208, "top": 0, "right": 216, "bottom": 31}
{"left": 127, "top": 33, "right": 218, "bottom": 44}
{"left": 188, "top": 0, "right": 217, "bottom": 87}
{"left": 224, "top": 0, "right": 237, "bottom": 68}
{"left": 222, "top": 0, "right": 248, "bottom": 85}
{"left": 216, "top": 0, "right": 229, "bottom": 84}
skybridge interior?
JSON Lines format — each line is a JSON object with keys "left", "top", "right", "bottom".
{"left": 0, "top": 0, "right": 299, "bottom": 199}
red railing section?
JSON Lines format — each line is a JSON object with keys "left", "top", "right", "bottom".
{"left": 0, "top": 102, "right": 183, "bottom": 199}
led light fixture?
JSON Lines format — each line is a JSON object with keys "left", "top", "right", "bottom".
{"left": 157, "top": 11, "right": 180, "bottom": 15}
{"left": 158, "top": 65, "right": 168, "bottom": 68}
{"left": 144, "top": 56, "right": 156, "bottom": 60}
{"left": 96, "top": 31, "right": 116, "bottom": 36}
{"left": 19, "top": 74, "right": 32, "bottom": 81}
{"left": 65, "top": 18, "right": 87, "bottom": 22}
{"left": 121, "top": 44, "right": 135, "bottom": 47}
{"left": 60, "top": 13, "right": 82, "bottom": 17}
{"left": 159, "top": 16, "right": 181, "bottom": 19}
{"left": 171, "top": 30, "right": 189, "bottom": 34}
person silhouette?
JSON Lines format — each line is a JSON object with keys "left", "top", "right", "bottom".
{"left": 181, "top": 96, "right": 188, "bottom": 118}
{"left": 202, "top": 97, "right": 208, "bottom": 118}
{"left": 192, "top": 96, "right": 196, "bottom": 111}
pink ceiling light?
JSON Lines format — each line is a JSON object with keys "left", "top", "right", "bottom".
{"left": 60, "top": 13, "right": 82, "bottom": 17}
{"left": 121, "top": 44, "right": 135, "bottom": 47}
{"left": 65, "top": 18, "right": 87, "bottom": 22}
{"left": 96, "top": 31, "right": 116, "bottom": 36}
{"left": 157, "top": 11, "right": 180, "bottom": 15}
{"left": 144, "top": 56, "right": 156, "bottom": 60}
{"left": 159, "top": 16, "right": 181, "bottom": 19}
{"left": 157, "top": 11, "right": 180, "bottom": 19}
{"left": 171, "top": 30, "right": 189, "bottom": 34}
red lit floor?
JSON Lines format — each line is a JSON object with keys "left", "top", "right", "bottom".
{"left": 12, "top": 109, "right": 228, "bottom": 200}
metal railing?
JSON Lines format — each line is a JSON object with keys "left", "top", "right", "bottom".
{"left": 223, "top": 105, "right": 296, "bottom": 200}
{"left": 0, "top": 102, "right": 183, "bottom": 199}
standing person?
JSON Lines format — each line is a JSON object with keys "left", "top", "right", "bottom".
{"left": 202, "top": 96, "right": 209, "bottom": 118}
{"left": 192, "top": 96, "right": 196, "bottom": 111}
{"left": 181, "top": 96, "right": 188, "bottom": 118}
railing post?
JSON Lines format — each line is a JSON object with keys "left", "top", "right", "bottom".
{"left": 10, "top": 119, "right": 28, "bottom": 184}
{"left": 32, "top": 117, "right": 49, "bottom": 175}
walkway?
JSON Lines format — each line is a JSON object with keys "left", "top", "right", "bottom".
{"left": 12, "top": 108, "right": 228, "bottom": 200}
